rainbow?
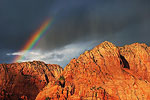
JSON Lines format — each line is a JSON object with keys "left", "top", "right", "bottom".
{"left": 13, "top": 18, "right": 53, "bottom": 62}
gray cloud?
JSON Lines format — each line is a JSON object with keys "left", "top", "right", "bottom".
{"left": 7, "top": 41, "right": 96, "bottom": 67}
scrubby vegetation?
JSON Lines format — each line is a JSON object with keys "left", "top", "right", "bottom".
{"left": 45, "top": 97, "right": 51, "bottom": 100}
{"left": 58, "top": 75, "right": 65, "bottom": 81}
{"left": 58, "top": 75, "right": 65, "bottom": 88}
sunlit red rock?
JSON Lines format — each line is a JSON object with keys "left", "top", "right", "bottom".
{"left": 119, "top": 43, "right": 150, "bottom": 82}
{"left": 36, "top": 41, "right": 150, "bottom": 100}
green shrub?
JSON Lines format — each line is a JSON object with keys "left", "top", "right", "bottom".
{"left": 58, "top": 75, "right": 65, "bottom": 81}
{"left": 45, "top": 97, "right": 51, "bottom": 100}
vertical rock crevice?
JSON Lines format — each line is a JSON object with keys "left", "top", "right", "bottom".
{"left": 120, "top": 55, "right": 130, "bottom": 69}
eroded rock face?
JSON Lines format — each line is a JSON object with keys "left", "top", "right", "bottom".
{"left": 0, "top": 61, "right": 63, "bottom": 100}
{"left": 119, "top": 43, "right": 150, "bottom": 82}
{"left": 36, "top": 41, "right": 150, "bottom": 100}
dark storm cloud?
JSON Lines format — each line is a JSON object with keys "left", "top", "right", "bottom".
{"left": 36, "top": 0, "right": 150, "bottom": 50}
{"left": 0, "top": 0, "right": 55, "bottom": 50}
{"left": 1, "top": 0, "right": 150, "bottom": 64}
{"left": 0, "top": 49, "right": 14, "bottom": 63}
{"left": 1, "top": 0, "right": 150, "bottom": 50}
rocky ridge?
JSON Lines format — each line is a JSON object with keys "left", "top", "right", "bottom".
{"left": 1, "top": 41, "right": 150, "bottom": 100}
{"left": 36, "top": 41, "right": 150, "bottom": 100}
{"left": 0, "top": 61, "right": 63, "bottom": 100}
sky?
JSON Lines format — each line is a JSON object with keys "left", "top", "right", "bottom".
{"left": 0, "top": 0, "right": 150, "bottom": 67}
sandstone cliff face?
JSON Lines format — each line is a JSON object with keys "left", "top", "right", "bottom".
{"left": 36, "top": 41, "right": 150, "bottom": 100}
{"left": 0, "top": 61, "right": 63, "bottom": 100}
{"left": 119, "top": 43, "right": 150, "bottom": 82}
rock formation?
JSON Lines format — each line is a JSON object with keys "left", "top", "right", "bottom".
{"left": 1, "top": 41, "right": 150, "bottom": 100}
{"left": 0, "top": 61, "right": 63, "bottom": 100}
{"left": 119, "top": 43, "right": 150, "bottom": 82}
{"left": 36, "top": 41, "right": 150, "bottom": 100}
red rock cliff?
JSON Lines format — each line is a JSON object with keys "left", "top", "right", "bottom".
{"left": 36, "top": 41, "right": 150, "bottom": 100}
{"left": 0, "top": 61, "right": 63, "bottom": 100}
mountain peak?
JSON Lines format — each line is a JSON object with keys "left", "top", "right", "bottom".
{"left": 36, "top": 42, "right": 150, "bottom": 100}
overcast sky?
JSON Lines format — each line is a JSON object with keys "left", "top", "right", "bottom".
{"left": 0, "top": 0, "right": 150, "bottom": 67}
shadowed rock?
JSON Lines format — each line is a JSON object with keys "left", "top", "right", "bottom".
{"left": 0, "top": 61, "right": 63, "bottom": 100}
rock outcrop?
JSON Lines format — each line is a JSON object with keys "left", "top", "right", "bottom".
{"left": 119, "top": 43, "right": 150, "bottom": 82}
{"left": 36, "top": 41, "right": 150, "bottom": 100}
{"left": 0, "top": 61, "right": 63, "bottom": 100}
